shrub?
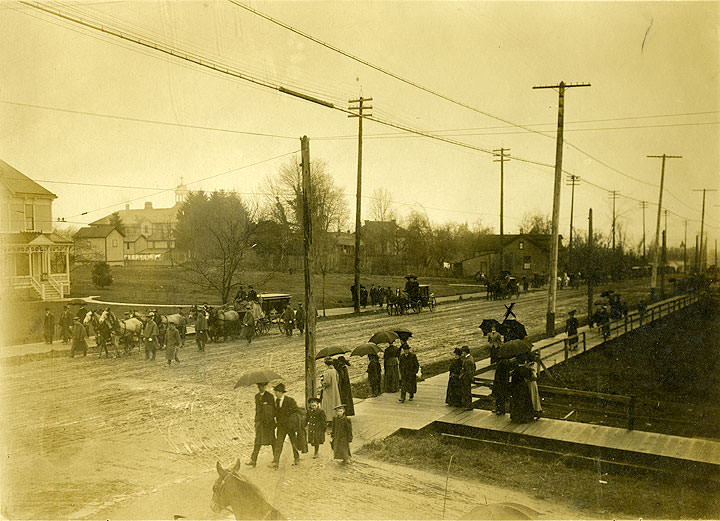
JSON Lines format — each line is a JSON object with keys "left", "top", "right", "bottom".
{"left": 91, "top": 262, "right": 113, "bottom": 288}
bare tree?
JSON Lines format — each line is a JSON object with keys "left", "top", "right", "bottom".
{"left": 519, "top": 212, "right": 552, "bottom": 234}
{"left": 369, "top": 187, "right": 396, "bottom": 222}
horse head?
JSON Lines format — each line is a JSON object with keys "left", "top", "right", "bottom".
{"left": 212, "top": 460, "right": 284, "bottom": 520}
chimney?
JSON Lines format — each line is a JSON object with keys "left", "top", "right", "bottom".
{"left": 144, "top": 202, "right": 153, "bottom": 209}
{"left": 125, "top": 204, "right": 130, "bottom": 210}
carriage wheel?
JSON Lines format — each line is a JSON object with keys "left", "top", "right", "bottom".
{"left": 429, "top": 296, "right": 437, "bottom": 311}
{"left": 277, "top": 321, "right": 286, "bottom": 335}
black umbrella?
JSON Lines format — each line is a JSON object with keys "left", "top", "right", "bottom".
{"left": 351, "top": 343, "right": 383, "bottom": 357}
{"left": 496, "top": 339, "right": 533, "bottom": 360}
{"left": 234, "top": 369, "right": 282, "bottom": 388}
{"left": 315, "top": 346, "right": 350, "bottom": 360}
{"left": 69, "top": 298, "right": 86, "bottom": 305}
{"left": 479, "top": 319, "right": 502, "bottom": 335}
{"left": 369, "top": 330, "right": 400, "bottom": 344}
{"left": 404, "top": 274, "right": 417, "bottom": 279}
{"left": 393, "top": 327, "right": 413, "bottom": 341}
{"left": 499, "top": 319, "right": 527, "bottom": 340}
{"left": 601, "top": 290, "right": 615, "bottom": 297}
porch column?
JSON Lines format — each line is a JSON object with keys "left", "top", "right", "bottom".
{"left": 28, "top": 250, "right": 32, "bottom": 278}
{"left": 65, "top": 248, "right": 70, "bottom": 278}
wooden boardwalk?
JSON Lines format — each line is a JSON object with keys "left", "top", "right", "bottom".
{"left": 351, "top": 292, "right": 720, "bottom": 470}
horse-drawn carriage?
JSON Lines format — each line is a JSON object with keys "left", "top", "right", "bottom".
{"left": 386, "top": 284, "right": 436, "bottom": 315}
{"left": 412, "top": 284, "right": 437, "bottom": 313}
{"left": 486, "top": 276, "right": 520, "bottom": 300}
{"left": 253, "top": 293, "right": 292, "bottom": 336}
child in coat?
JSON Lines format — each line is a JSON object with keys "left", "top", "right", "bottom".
{"left": 331, "top": 404, "right": 352, "bottom": 464}
{"left": 306, "top": 397, "right": 326, "bottom": 458}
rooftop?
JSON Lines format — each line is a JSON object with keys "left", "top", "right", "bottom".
{"left": 0, "top": 160, "right": 56, "bottom": 198}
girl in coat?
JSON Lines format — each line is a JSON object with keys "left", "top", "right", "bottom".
{"left": 367, "top": 353, "right": 382, "bottom": 397}
{"left": 383, "top": 342, "right": 400, "bottom": 393}
{"left": 331, "top": 404, "right": 352, "bottom": 464}
{"left": 306, "top": 397, "right": 326, "bottom": 458}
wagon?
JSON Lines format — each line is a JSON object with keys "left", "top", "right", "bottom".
{"left": 410, "top": 284, "right": 436, "bottom": 313}
{"left": 254, "top": 293, "right": 292, "bottom": 335}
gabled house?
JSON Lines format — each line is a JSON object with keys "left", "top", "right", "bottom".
{"left": 0, "top": 160, "right": 71, "bottom": 299}
{"left": 73, "top": 225, "right": 125, "bottom": 266}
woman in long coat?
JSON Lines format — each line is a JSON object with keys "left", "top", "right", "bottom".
{"left": 383, "top": 342, "right": 400, "bottom": 393}
{"left": 445, "top": 348, "right": 463, "bottom": 407}
{"left": 367, "top": 353, "right": 382, "bottom": 396}
{"left": 334, "top": 357, "right": 355, "bottom": 416}
{"left": 398, "top": 344, "right": 420, "bottom": 402}
{"left": 510, "top": 357, "right": 535, "bottom": 423}
{"left": 320, "top": 357, "right": 342, "bottom": 421}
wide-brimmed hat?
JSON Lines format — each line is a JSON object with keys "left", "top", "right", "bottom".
{"left": 568, "top": 309, "right": 577, "bottom": 315}
{"left": 453, "top": 347, "right": 462, "bottom": 356}
{"left": 273, "top": 383, "right": 286, "bottom": 393}
{"left": 334, "top": 404, "right": 346, "bottom": 409}
{"left": 308, "top": 397, "right": 321, "bottom": 404}
{"left": 461, "top": 345, "right": 470, "bottom": 354}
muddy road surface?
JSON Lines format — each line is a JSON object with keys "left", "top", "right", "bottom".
{"left": 1, "top": 282, "right": 649, "bottom": 519}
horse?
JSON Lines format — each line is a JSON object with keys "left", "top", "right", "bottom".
{"left": 211, "top": 460, "right": 285, "bottom": 520}
{"left": 118, "top": 316, "right": 144, "bottom": 353}
{"left": 161, "top": 313, "right": 187, "bottom": 342}
{"left": 209, "top": 307, "right": 241, "bottom": 342}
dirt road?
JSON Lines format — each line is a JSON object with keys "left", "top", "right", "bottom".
{"left": 0, "top": 282, "right": 649, "bottom": 519}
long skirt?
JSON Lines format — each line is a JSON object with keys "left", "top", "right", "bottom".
{"left": 510, "top": 381, "right": 534, "bottom": 423}
{"left": 445, "top": 375, "right": 462, "bottom": 406}
{"left": 528, "top": 381, "right": 542, "bottom": 414}
{"left": 384, "top": 359, "right": 400, "bottom": 393}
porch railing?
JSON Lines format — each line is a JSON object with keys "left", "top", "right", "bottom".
{"left": 29, "top": 276, "right": 45, "bottom": 300}
{"left": 48, "top": 274, "right": 65, "bottom": 299}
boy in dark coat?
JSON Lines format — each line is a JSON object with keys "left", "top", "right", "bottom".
{"left": 331, "top": 404, "right": 352, "bottom": 464}
{"left": 367, "top": 353, "right": 382, "bottom": 396}
{"left": 246, "top": 382, "right": 276, "bottom": 467}
{"left": 398, "top": 343, "right": 420, "bottom": 402}
{"left": 306, "top": 397, "right": 326, "bottom": 458}
{"left": 333, "top": 357, "right": 355, "bottom": 416}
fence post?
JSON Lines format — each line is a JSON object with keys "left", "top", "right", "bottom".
{"left": 563, "top": 338, "right": 569, "bottom": 360}
{"left": 628, "top": 396, "right": 636, "bottom": 431}
{"left": 624, "top": 315, "right": 628, "bottom": 333}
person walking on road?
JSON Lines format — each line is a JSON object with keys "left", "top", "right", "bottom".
{"left": 242, "top": 304, "right": 255, "bottom": 344}
{"left": 460, "top": 345, "right": 476, "bottom": 410}
{"left": 383, "top": 341, "right": 400, "bottom": 393}
{"left": 367, "top": 353, "right": 382, "bottom": 397}
{"left": 445, "top": 347, "right": 463, "bottom": 407}
{"left": 295, "top": 304, "right": 305, "bottom": 335}
{"left": 398, "top": 343, "right": 420, "bottom": 403}
{"left": 60, "top": 306, "right": 73, "bottom": 344}
{"left": 565, "top": 309, "right": 579, "bottom": 351}
{"left": 43, "top": 308, "right": 55, "bottom": 345}
{"left": 165, "top": 322, "right": 181, "bottom": 366}
{"left": 195, "top": 306, "right": 208, "bottom": 352}
{"left": 271, "top": 383, "right": 300, "bottom": 469}
{"left": 320, "top": 357, "right": 341, "bottom": 422}
{"left": 282, "top": 305, "right": 295, "bottom": 337}
{"left": 143, "top": 314, "right": 159, "bottom": 360}
{"left": 246, "top": 382, "right": 276, "bottom": 467}
{"left": 334, "top": 356, "right": 355, "bottom": 416}
{"left": 306, "top": 397, "right": 326, "bottom": 458}
{"left": 331, "top": 404, "right": 352, "bottom": 464}
{"left": 70, "top": 317, "right": 88, "bottom": 357}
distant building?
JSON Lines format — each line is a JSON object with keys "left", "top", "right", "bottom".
{"left": 458, "top": 234, "right": 562, "bottom": 280}
{"left": 73, "top": 225, "right": 125, "bottom": 266}
{"left": 89, "top": 182, "right": 188, "bottom": 265}
{"left": 0, "top": 160, "right": 71, "bottom": 299}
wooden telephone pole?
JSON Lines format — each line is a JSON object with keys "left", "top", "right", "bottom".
{"left": 348, "top": 97, "right": 372, "bottom": 313}
{"left": 587, "top": 208, "right": 594, "bottom": 321}
{"left": 533, "top": 81, "right": 591, "bottom": 336}
{"left": 566, "top": 174, "right": 580, "bottom": 271}
{"left": 639, "top": 201, "right": 648, "bottom": 260}
{"left": 693, "top": 188, "right": 716, "bottom": 273}
{"left": 493, "top": 148, "right": 510, "bottom": 271}
{"left": 608, "top": 190, "right": 620, "bottom": 254}
{"left": 301, "top": 136, "right": 317, "bottom": 406}
{"left": 647, "top": 154, "right": 681, "bottom": 300}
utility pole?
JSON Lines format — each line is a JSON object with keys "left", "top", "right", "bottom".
{"left": 647, "top": 154, "right": 682, "bottom": 300}
{"left": 715, "top": 238, "right": 718, "bottom": 268}
{"left": 692, "top": 188, "right": 716, "bottom": 273}
{"left": 301, "top": 136, "right": 317, "bottom": 406}
{"left": 608, "top": 190, "right": 619, "bottom": 254}
{"left": 587, "top": 208, "right": 594, "bottom": 321}
{"left": 533, "top": 81, "right": 591, "bottom": 336}
{"left": 493, "top": 148, "right": 510, "bottom": 272}
{"left": 566, "top": 174, "right": 580, "bottom": 272}
{"left": 683, "top": 219, "right": 687, "bottom": 274}
{"left": 639, "top": 201, "right": 648, "bottom": 260}
{"left": 660, "top": 230, "right": 666, "bottom": 299}
{"left": 694, "top": 234, "right": 699, "bottom": 272}
{"left": 348, "top": 96, "right": 372, "bottom": 313}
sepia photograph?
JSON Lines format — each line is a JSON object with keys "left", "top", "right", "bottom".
{"left": 0, "top": 1, "right": 718, "bottom": 519}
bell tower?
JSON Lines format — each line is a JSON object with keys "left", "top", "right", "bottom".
{"left": 175, "top": 177, "right": 188, "bottom": 204}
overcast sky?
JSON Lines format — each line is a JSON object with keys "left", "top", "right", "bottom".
{"left": 1, "top": 0, "right": 718, "bottom": 250}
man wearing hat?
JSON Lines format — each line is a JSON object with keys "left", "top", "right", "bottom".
{"left": 565, "top": 310, "right": 579, "bottom": 351}
{"left": 242, "top": 304, "right": 255, "bottom": 344}
{"left": 195, "top": 305, "right": 208, "bottom": 352}
{"left": 143, "top": 312, "right": 159, "bottom": 360}
{"left": 70, "top": 316, "right": 88, "bottom": 357}
{"left": 459, "top": 345, "right": 476, "bottom": 410}
{"left": 271, "top": 383, "right": 300, "bottom": 469}
{"left": 246, "top": 382, "right": 276, "bottom": 467}
{"left": 398, "top": 342, "right": 420, "bottom": 403}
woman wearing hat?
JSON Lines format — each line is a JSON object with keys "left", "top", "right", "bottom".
{"left": 320, "top": 357, "right": 341, "bottom": 422}
{"left": 333, "top": 356, "right": 355, "bottom": 416}
{"left": 383, "top": 341, "right": 400, "bottom": 393}
{"left": 445, "top": 348, "right": 463, "bottom": 407}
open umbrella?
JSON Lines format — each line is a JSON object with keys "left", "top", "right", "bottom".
{"left": 315, "top": 346, "right": 350, "bottom": 360}
{"left": 496, "top": 339, "right": 533, "bottom": 360}
{"left": 393, "top": 327, "right": 413, "bottom": 341}
{"left": 369, "top": 330, "right": 400, "bottom": 344}
{"left": 234, "top": 369, "right": 282, "bottom": 388}
{"left": 404, "top": 274, "right": 417, "bottom": 279}
{"left": 351, "top": 343, "right": 383, "bottom": 357}
{"left": 478, "top": 319, "right": 502, "bottom": 335}
{"left": 68, "top": 298, "right": 86, "bottom": 305}
{"left": 499, "top": 319, "right": 527, "bottom": 340}
{"left": 460, "top": 502, "right": 539, "bottom": 520}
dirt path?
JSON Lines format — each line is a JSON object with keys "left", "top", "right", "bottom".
{"left": 0, "top": 281, "right": 650, "bottom": 519}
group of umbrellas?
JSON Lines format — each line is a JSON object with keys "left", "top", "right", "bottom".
{"left": 478, "top": 317, "right": 534, "bottom": 360}
{"left": 315, "top": 327, "right": 413, "bottom": 359}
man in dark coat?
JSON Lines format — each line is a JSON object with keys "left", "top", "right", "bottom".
{"left": 333, "top": 357, "right": 355, "bottom": 416}
{"left": 367, "top": 353, "right": 382, "bottom": 397}
{"left": 282, "top": 305, "right": 294, "bottom": 337}
{"left": 242, "top": 305, "right": 255, "bottom": 344}
{"left": 43, "top": 308, "right": 55, "bottom": 344}
{"left": 246, "top": 382, "right": 276, "bottom": 467}
{"left": 398, "top": 343, "right": 420, "bottom": 403}
{"left": 70, "top": 317, "right": 88, "bottom": 357}
{"left": 60, "top": 306, "right": 73, "bottom": 344}
{"left": 460, "top": 345, "right": 476, "bottom": 410}
{"left": 565, "top": 309, "right": 579, "bottom": 350}
{"left": 271, "top": 383, "right": 301, "bottom": 468}
{"left": 295, "top": 304, "right": 305, "bottom": 334}
{"left": 195, "top": 306, "right": 208, "bottom": 352}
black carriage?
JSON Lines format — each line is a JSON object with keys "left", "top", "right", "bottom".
{"left": 410, "top": 285, "right": 437, "bottom": 313}
{"left": 254, "top": 293, "right": 292, "bottom": 335}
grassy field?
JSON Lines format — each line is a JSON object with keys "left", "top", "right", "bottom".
{"left": 362, "top": 429, "right": 719, "bottom": 520}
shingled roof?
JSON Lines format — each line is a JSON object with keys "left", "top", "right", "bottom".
{"left": 74, "top": 225, "right": 124, "bottom": 239}
{"left": 0, "top": 160, "right": 56, "bottom": 198}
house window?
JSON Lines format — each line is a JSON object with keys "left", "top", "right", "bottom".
{"left": 523, "top": 256, "right": 531, "bottom": 270}
{"left": 126, "top": 243, "right": 130, "bottom": 250}
{"left": 24, "top": 203, "right": 34, "bottom": 230}
{"left": 142, "top": 223, "right": 151, "bottom": 236}
{"left": 519, "top": 241, "right": 524, "bottom": 250}
{"left": 112, "top": 239, "right": 118, "bottom": 247}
